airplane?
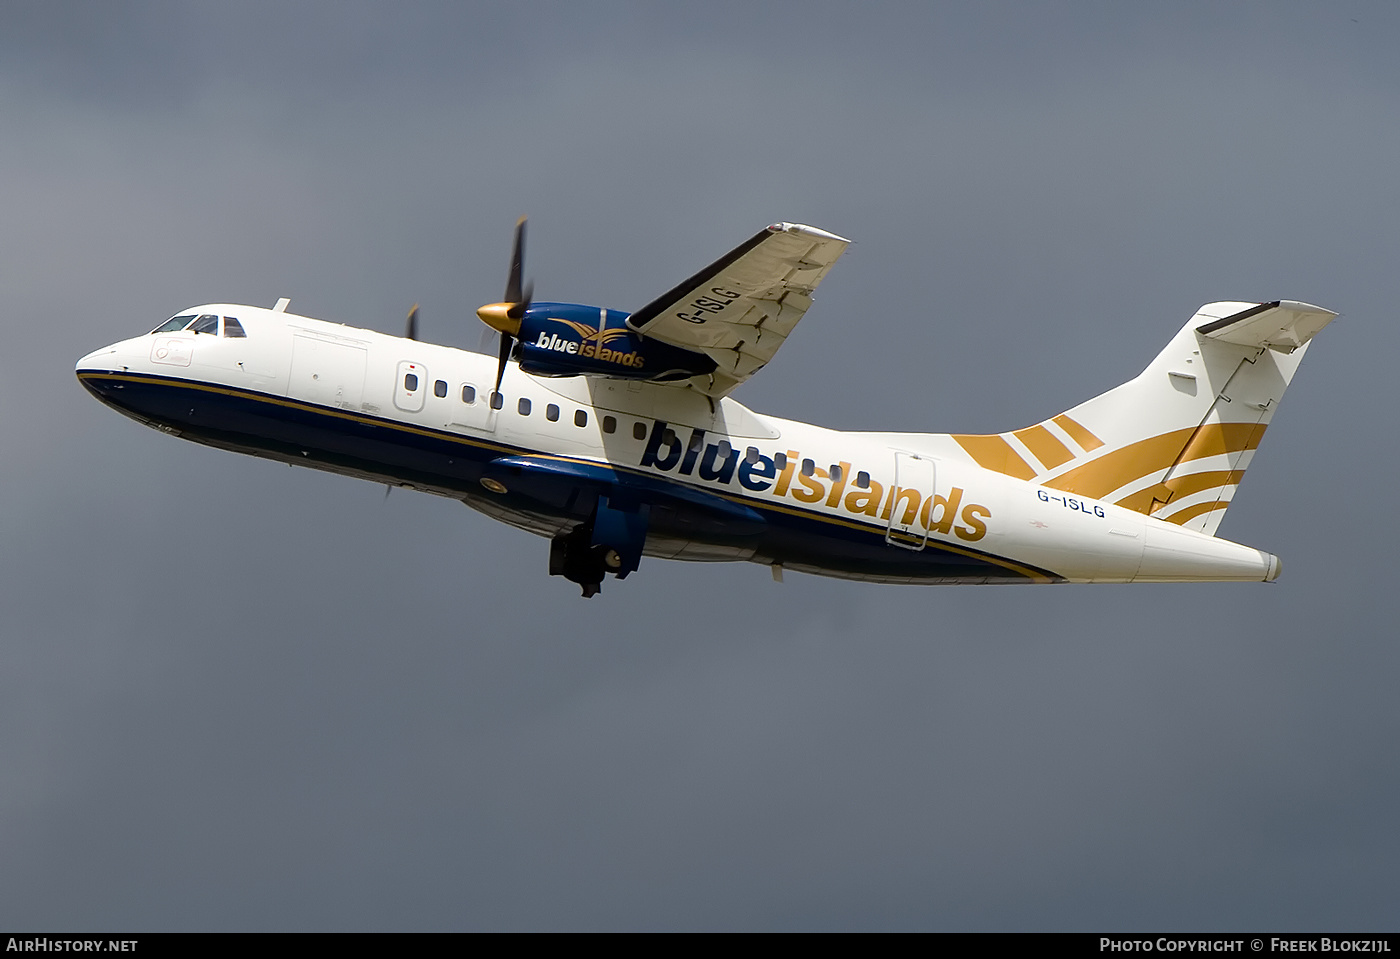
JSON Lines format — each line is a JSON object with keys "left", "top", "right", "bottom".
{"left": 76, "top": 220, "right": 1337, "bottom": 597}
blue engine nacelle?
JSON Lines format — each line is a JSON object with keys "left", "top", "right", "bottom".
{"left": 515, "top": 303, "right": 717, "bottom": 381}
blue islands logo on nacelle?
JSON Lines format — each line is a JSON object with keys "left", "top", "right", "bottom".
{"left": 516, "top": 303, "right": 717, "bottom": 381}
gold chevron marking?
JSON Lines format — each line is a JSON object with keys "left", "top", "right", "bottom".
{"left": 1052, "top": 413, "right": 1104, "bottom": 451}
{"left": 557, "top": 319, "right": 596, "bottom": 337}
{"left": 1013, "top": 424, "right": 1074, "bottom": 469}
{"left": 1113, "top": 469, "right": 1246, "bottom": 515}
{"left": 1179, "top": 421, "right": 1266, "bottom": 465}
{"left": 556, "top": 319, "right": 631, "bottom": 346}
{"left": 953, "top": 434, "right": 1037, "bottom": 480}
{"left": 1044, "top": 428, "right": 1196, "bottom": 499}
{"left": 1042, "top": 423, "right": 1264, "bottom": 502}
{"left": 1115, "top": 483, "right": 1174, "bottom": 515}
{"left": 1160, "top": 500, "right": 1228, "bottom": 527}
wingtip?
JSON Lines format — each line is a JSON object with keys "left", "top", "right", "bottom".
{"left": 767, "top": 222, "right": 852, "bottom": 244}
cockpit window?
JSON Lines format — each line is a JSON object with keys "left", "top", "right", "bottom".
{"left": 223, "top": 317, "right": 246, "bottom": 338}
{"left": 152, "top": 314, "right": 196, "bottom": 333}
{"left": 191, "top": 314, "right": 220, "bottom": 334}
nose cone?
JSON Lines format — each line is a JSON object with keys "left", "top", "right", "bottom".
{"left": 77, "top": 334, "right": 148, "bottom": 376}
{"left": 76, "top": 344, "right": 120, "bottom": 374}
{"left": 75, "top": 339, "right": 144, "bottom": 415}
{"left": 477, "top": 302, "right": 522, "bottom": 336}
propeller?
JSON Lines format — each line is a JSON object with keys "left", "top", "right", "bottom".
{"left": 476, "top": 217, "right": 533, "bottom": 397}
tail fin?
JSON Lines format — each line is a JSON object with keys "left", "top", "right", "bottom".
{"left": 952, "top": 301, "right": 1337, "bottom": 535}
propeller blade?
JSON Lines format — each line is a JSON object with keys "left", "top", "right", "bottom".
{"left": 495, "top": 331, "right": 513, "bottom": 397}
{"left": 405, "top": 303, "right": 419, "bottom": 341}
{"left": 479, "top": 217, "right": 531, "bottom": 385}
{"left": 505, "top": 217, "right": 526, "bottom": 304}
{"left": 508, "top": 280, "right": 533, "bottom": 320}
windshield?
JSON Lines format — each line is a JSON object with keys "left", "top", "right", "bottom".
{"left": 151, "top": 314, "right": 196, "bottom": 333}
{"left": 148, "top": 313, "right": 247, "bottom": 337}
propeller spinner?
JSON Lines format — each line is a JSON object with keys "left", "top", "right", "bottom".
{"left": 476, "top": 217, "right": 533, "bottom": 397}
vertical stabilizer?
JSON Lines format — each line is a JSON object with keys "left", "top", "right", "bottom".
{"left": 951, "top": 301, "right": 1336, "bottom": 535}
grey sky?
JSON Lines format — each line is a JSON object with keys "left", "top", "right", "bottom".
{"left": 2, "top": 1, "right": 1396, "bottom": 930}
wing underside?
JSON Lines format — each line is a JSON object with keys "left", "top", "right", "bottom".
{"left": 627, "top": 222, "right": 850, "bottom": 397}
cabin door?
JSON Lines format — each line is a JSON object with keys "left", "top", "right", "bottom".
{"left": 885, "top": 452, "right": 935, "bottom": 550}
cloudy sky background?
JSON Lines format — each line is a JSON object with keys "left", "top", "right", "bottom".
{"left": 2, "top": 1, "right": 1397, "bottom": 930}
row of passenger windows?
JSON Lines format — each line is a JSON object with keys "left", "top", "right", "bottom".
{"left": 150, "top": 314, "right": 246, "bottom": 337}
{"left": 401, "top": 370, "right": 872, "bottom": 485}
{"left": 403, "top": 374, "right": 609, "bottom": 430}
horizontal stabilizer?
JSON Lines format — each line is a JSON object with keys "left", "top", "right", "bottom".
{"left": 1195, "top": 300, "right": 1337, "bottom": 352}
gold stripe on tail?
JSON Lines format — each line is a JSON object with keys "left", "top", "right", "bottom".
{"left": 1052, "top": 413, "right": 1104, "bottom": 451}
{"left": 1012, "top": 424, "right": 1074, "bottom": 469}
{"left": 953, "top": 434, "right": 1037, "bottom": 480}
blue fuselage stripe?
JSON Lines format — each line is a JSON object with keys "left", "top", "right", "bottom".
{"left": 78, "top": 370, "right": 1059, "bottom": 583}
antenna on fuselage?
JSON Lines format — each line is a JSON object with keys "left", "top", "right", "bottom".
{"left": 272, "top": 298, "right": 290, "bottom": 312}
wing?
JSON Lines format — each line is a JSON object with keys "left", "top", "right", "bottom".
{"left": 626, "top": 222, "right": 850, "bottom": 397}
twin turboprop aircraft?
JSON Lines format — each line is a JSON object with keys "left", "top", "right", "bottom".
{"left": 76, "top": 220, "right": 1336, "bottom": 596}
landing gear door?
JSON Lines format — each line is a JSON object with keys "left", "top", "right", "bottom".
{"left": 886, "top": 451, "right": 935, "bottom": 550}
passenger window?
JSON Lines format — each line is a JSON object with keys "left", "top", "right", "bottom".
{"left": 774, "top": 453, "right": 787, "bottom": 470}
{"left": 829, "top": 464, "right": 843, "bottom": 483}
{"left": 745, "top": 447, "right": 759, "bottom": 464}
{"left": 490, "top": 392, "right": 504, "bottom": 410}
{"left": 461, "top": 385, "right": 476, "bottom": 404}
{"left": 546, "top": 404, "right": 560, "bottom": 422}
{"left": 633, "top": 422, "right": 647, "bottom": 441}
{"left": 223, "top": 317, "right": 246, "bottom": 338}
{"left": 603, "top": 415, "right": 617, "bottom": 434}
{"left": 663, "top": 428, "right": 677, "bottom": 446}
{"left": 404, "top": 373, "right": 419, "bottom": 392}
{"left": 574, "top": 410, "right": 588, "bottom": 427}
{"left": 688, "top": 432, "right": 704, "bottom": 452}
{"left": 518, "top": 397, "right": 532, "bottom": 415}
{"left": 434, "top": 380, "right": 447, "bottom": 398}
{"left": 716, "top": 440, "right": 732, "bottom": 458}
{"left": 801, "top": 458, "right": 815, "bottom": 476}
{"left": 856, "top": 471, "right": 870, "bottom": 488}
{"left": 191, "top": 314, "right": 219, "bottom": 335}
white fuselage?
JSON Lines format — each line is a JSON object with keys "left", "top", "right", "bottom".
{"left": 76, "top": 304, "right": 1280, "bottom": 586}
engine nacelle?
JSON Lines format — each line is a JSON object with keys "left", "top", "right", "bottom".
{"left": 515, "top": 302, "right": 716, "bottom": 381}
